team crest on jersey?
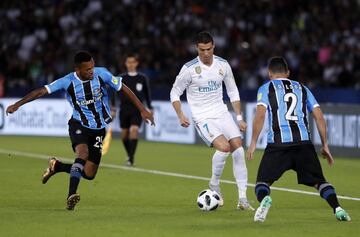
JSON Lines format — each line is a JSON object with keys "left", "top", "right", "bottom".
{"left": 257, "top": 93, "right": 263, "bottom": 101}
{"left": 219, "top": 69, "right": 224, "bottom": 76}
{"left": 195, "top": 66, "right": 201, "bottom": 74}
{"left": 111, "top": 76, "right": 119, "bottom": 85}
{"left": 136, "top": 83, "right": 143, "bottom": 91}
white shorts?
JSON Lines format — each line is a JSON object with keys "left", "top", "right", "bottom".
{"left": 195, "top": 111, "right": 243, "bottom": 147}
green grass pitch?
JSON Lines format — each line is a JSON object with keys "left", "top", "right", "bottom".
{"left": 0, "top": 136, "right": 359, "bottom": 237}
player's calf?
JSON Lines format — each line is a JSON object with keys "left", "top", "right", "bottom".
{"left": 255, "top": 182, "right": 271, "bottom": 202}
{"left": 317, "top": 182, "right": 351, "bottom": 221}
{"left": 318, "top": 182, "right": 340, "bottom": 212}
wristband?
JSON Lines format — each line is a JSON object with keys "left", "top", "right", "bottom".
{"left": 236, "top": 114, "right": 243, "bottom": 121}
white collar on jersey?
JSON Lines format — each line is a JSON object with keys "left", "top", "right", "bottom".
{"left": 198, "top": 55, "right": 215, "bottom": 68}
{"left": 128, "top": 72, "right": 138, "bottom": 76}
{"left": 74, "top": 72, "right": 91, "bottom": 83}
{"left": 273, "top": 77, "right": 290, "bottom": 81}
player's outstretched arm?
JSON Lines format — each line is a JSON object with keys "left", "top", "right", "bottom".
{"left": 246, "top": 105, "right": 266, "bottom": 160}
{"left": 6, "top": 87, "right": 48, "bottom": 115}
{"left": 121, "top": 84, "right": 155, "bottom": 126}
{"left": 312, "top": 107, "right": 334, "bottom": 166}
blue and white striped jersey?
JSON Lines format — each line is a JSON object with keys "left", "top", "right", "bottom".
{"left": 257, "top": 78, "right": 319, "bottom": 144}
{"left": 45, "top": 67, "right": 122, "bottom": 129}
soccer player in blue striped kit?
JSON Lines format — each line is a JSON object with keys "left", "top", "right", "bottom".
{"left": 247, "top": 56, "right": 351, "bottom": 222}
{"left": 6, "top": 51, "right": 154, "bottom": 210}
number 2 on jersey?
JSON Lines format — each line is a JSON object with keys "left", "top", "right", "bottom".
{"left": 284, "top": 92, "right": 298, "bottom": 121}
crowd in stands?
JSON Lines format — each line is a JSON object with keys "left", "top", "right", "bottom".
{"left": 1, "top": 0, "right": 360, "bottom": 98}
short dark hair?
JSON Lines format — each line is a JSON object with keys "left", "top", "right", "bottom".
{"left": 74, "top": 51, "right": 92, "bottom": 67}
{"left": 268, "top": 56, "right": 289, "bottom": 74}
{"left": 126, "top": 53, "right": 139, "bottom": 61}
{"left": 195, "top": 31, "right": 214, "bottom": 45}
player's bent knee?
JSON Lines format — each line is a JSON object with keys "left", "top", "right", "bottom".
{"left": 212, "top": 135, "right": 231, "bottom": 152}
{"left": 76, "top": 150, "right": 89, "bottom": 160}
{"left": 78, "top": 155, "right": 89, "bottom": 161}
{"left": 129, "top": 127, "right": 139, "bottom": 139}
{"left": 229, "top": 138, "right": 243, "bottom": 150}
{"left": 217, "top": 144, "right": 231, "bottom": 153}
{"left": 81, "top": 171, "right": 96, "bottom": 180}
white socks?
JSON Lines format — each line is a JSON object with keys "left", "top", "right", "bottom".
{"left": 232, "top": 147, "right": 248, "bottom": 199}
{"left": 210, "top": 147, "right": 248, "bottom": 200}
{"left": 210, "top": 150, "right": 229, "bottom": 186}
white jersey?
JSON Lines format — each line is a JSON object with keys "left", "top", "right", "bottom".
{"left": 170, "top": 55, "right": 240, "bottom": 123}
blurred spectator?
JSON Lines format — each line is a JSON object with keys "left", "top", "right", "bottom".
{"left": 1, "top": 0, "right": 360, "bottom": 98}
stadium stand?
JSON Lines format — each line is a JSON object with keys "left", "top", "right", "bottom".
{"left": 1, "top": 0, "right": 360, "bottom": 101}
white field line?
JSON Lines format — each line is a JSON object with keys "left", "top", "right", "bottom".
{"left": 1, "top": 148, "right": 359, "bottom": 201}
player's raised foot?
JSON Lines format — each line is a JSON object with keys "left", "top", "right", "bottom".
{"left": 254, "top": 195, "right": 272, "bottom": 222}
{"left": 209, "top": 183, "right": 224, "bottom": 206}
{"left": 335, "top": 207, "right": 351, "bottom": 221}
{"left": 237, "top": 198, "right": 255, "bottom": 211}
{"left": 42, "top": 157, "right": 60, "bottom": 184}
{"left": 66, "top": 194, "right": 80, "bottom": 210}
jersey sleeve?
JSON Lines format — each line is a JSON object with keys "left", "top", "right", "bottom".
{"left": 99, "top": 67, "right": 122, "bottom": 91}
{"left": 44, "top": 76, "right": 70, "bottom": 94}
{"left": 257, "top": 83, "right": 270, "bottom": 108}
{"left": 223, "top": 62, "right": 240, "bottom": 102}
{"left": 170, "top": 65, "right": 191, "bottom": 102}
{"left": 304, "top": 86, "right": 320, "bottom": 112}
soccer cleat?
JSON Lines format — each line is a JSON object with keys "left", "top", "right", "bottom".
{"left": 42, "top": 157, "right": 60, "bottom": 184}
{"left": 66, "top": 193, "right": 80, "bottom": 210}
{"left": 209, "top": 183, "right": 224, "bottom": 206}
{"left": 125, "top": 156, "right": 134, "bottom": 166}
{"left": 254, "top": 195, "right": 272, "bottom": 222}
{"left": 335, "top": 207, "right": 351, "bottom": 221}
{"left": 237, "top": 198, "right": 255, "bottom": 211}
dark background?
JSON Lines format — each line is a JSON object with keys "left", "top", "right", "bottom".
{"left": 1, "top": 0, "right": 360, "bottom": 102}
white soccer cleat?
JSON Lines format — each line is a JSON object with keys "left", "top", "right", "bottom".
{"left": 254, "top": 195, "right": 272, "bottom": 222}
{"left": 237, "top": 198, "right": 255, "bottom": 211}
{"left": 209, "top": 183, "right": 224, "bottom": 206}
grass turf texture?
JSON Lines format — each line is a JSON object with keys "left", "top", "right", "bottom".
{"left": 0, "top": 136, "right": 359, "bottom": 237}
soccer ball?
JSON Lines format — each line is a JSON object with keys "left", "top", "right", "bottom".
{"left": 197, "top": 189, "right": 220, "bottom": 211}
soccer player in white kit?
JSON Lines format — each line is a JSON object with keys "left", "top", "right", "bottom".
{"left": 170, "top": 31, "right": 253, "bottom": 210}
